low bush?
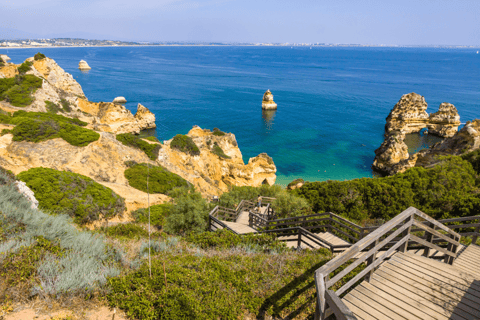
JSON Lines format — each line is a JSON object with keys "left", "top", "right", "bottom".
{"left": 107, "top": 248, "right": 332, "bottom": 320}
{"left": 116, "top": 133, "right": 161, "bottom": 160}
{"left": 9, "top": 110, "right": 87, "bottom": 126}
{"left": 99, "top": 223, "right": 150, "bottom": 239}
{"left": 143, "top": 136, "right": 160, "bottom": 142}
{"left": 187, "top": 229, "right": 287, "bottom": 252}
{"left": 34, "top": 52, "right": 46, "bottom": 60}
{"left": 45, "top": 100, "right": 62, "bottom": 113}
{"left": 212, "top": 127, "right": 226, "bottom": 136}
{"left": 170, "top": 134, "right": 200, "bottom": 156}
{"left": 0, "top": 75, "right": 42, "bottom": 107}
{"left": 1, "top": 128, "right": 11, "bottom": 136}
{"left": 17, "top": 61, "right": 33, "bottom": 74}
{"left": 292, "top": 155, "right": 480, "bottom": 222}
{"left": 212, "top": 142, "right": 231, "bottom": 159}
{"left": 0, "top": 58, "right": 4, "bottom": 67}
{"left": 17, "top": 167, "right": 125, "bottom": 225}
{"left": 131, "top": 203, "right": 173, "bottom": 227}
{"left": 164, "top": 190, "right": 213, "bottom": 235}
{"left": 60, "top": 98, "right": 72, "bottom": 112}
{"left": 124, "top": 163, "right": 188, "bottom": 194}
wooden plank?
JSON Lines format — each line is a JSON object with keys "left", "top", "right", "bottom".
{"left": 371, "top": 272, "right": 453, "bottom": 320}
{"left": 341, "top": 299, "right": 367, "bottom": 320}
{"left": 439, "top": 216, "right": 480, "bottom": 223}
{"left": 325, "top": 290, "right": 359, "bottom": 320}
{"left": 390, "top": 255, "right": 480, "bottom": 301}
{"left": 347, "top": 289, "right": 399, "bottom": 320}
{"left": 368, "top": 278, "right": 440, "bottom": 320}
{"left": 413, "top": 209, "right": 461, "bottom": 238}
{"left": 381, "top": 262, "right": 480, "bottom": 318}
{"left": 329, "top": 218, "right": 362, "bottom": 236}
{"left": 343, "top": 293, "right": 388, "bottom": 319}
{"left": 355, "top": 282, "right": 421, "bottom": 320}
{"left": 375, "top": 265, "right": 475, "bottom": 320}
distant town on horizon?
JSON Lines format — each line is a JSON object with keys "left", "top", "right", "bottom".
{"left": 1, "top": 38, "right": 479, "bottom": 49}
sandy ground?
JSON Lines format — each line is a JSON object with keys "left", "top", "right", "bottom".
{"left": 2, "top": 306, "right": 128, "bottom": 320}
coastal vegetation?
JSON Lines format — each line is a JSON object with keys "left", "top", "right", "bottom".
{"left": 17, "top": 167, "right": 125, "bottom": 224}
{"left": 0, "top": 74, "right": 42, "bottom": 107}
{"left": 291, "top": 154, "right": 480, "bottom": 223}
{"left": 17, "top": 61, "right": 33, "bottom": 74}
{"left": 45, "top": 99, "right": 72, "bottom": 114}
{"left": 124, "top": 163, "right": 189, "bottom": 194}
{"left": 131, "top": 203, "right": 173, "bottom": 227}
{"left": 34, "top": 52, "right": 46, "bottom": 60}
{"left": 212, "top": 142, "right": 231, "bottom": 159}
{"left": 0, "top": 110, "right": 100, "bottom": 146}
{"left": 116, "top": 132, "right": 161, "bottom": 160}
{"left": 212, "top": 127, "right": 226, "bottom": 136}
{"left": 170, "top": 134, "right": 200, "bottom": 156}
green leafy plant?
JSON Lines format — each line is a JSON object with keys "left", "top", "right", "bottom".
{"left": 98, "top": 223, "right": 150, "bottom": 239}
{"left": 60, "top": 98, "right": 72, "bottom": 112}
{"left": 45, "top": 100, "right": 61, "bottom": 114}
{"left": 0, "top": 75, "right": 42, "bottom": 107}
{"left": 212, "top": 142, "right": 230, "bottom": 159}
{"left": 116, "top": 133, "right": 161, "bottom": 160}
{"left": 143, "top": 136, "right": 160, "bottom": 142}
{"left": 131, "top": 203, "right": 173, "bottom": 227}
{"left": 170, "top": 134, "right": 200, "bottom": 156}
{"left": 17, "top": 167, "right": 125, "bottom": 224}
{"left": 1, "top": 128, "right": 11, "bottom": 136}
{"left": 17, "top": 61, "right": 33, "bottom": 74}
{"left": 124, "top": 163, "right": 189, "bottom": 195}
{"left": 212, "top": 127, "right": 226, "bottom": 136}
{"left": 34, "top": 52, "right": 46, "bottom": 61}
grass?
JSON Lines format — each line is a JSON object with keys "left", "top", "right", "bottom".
{"left": 124, "top": 163, "right": 189, "bottom": 194}
{"left": 0, "top": 75, "right": 43, "bottom": 107}
{"left": 17, "top": 167, "right": 125, "bottom": 225}
{"left": 170, "top": 134, "right": 200, "bottom": 156}
{"left": 116, "top": 133, "right": 161, "bottom": 160}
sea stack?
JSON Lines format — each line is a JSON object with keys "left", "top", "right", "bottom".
{"left": 262, "top": 89, "right": 277, "bottom": 110}
{"left": 113, "top": 96, "right": 127, "bottom": 104}
{"left": 78, "top": 60, "right": 91, "bottom": 70}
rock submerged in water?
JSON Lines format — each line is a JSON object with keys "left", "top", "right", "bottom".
{"left": 78, "top": 60, "right": 91, "bottom": 70}
{"left": 262, "top": 89, "right": 277, "bottom": 110}
{"left": 113, "top": 96, "right": 127, "bottom": 104}
{"left": 134, "top": 103, "right": 156, "bottom": 129}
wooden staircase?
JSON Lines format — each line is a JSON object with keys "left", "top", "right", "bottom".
{"left": 342, "top": 248, "right": 480, "bottom": 319}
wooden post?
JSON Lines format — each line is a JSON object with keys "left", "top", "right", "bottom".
{"left": 423, "top": 222, "right": 434, "bottom": 258}
{"left": 365, "top": 239, "right": 379, "bottom": 283}
{"left": 399, "top": 215, "right": 413, "bottom": 253}
{"left": 473, "top": 222, "right": 479, "bottom": 245}
{"left": 444, "top": 233, "right": 458, "bottom": 265}
{"left": 297, "top": 229, "right": 302, "bottom": 250}
{"left": 208, "top": 215, "right": 211, "bottom": 231}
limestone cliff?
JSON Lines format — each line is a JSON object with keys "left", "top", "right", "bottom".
{"left": 0, "top": 132, "right": 169, "bottom": 213}
{"left": 262, "top": 90, "right": 277, "bottom": 110}
{"left": 427, "top": 103, "right": 461, "bottom": 138}
{"left": 385, "top": 93, "right": 429, "bottom": 136}
{"left": 372, "top": 132, "right": 410, "bottom": 175}
{"left": 156, "top": 126, "right": 276, "bottom": 196}
{"left": 0, "top": 56, "right": 156, "bottom": 135}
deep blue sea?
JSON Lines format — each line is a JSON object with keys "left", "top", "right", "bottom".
{"left": 2, "top": 46, "right": 479, "bottom": 185}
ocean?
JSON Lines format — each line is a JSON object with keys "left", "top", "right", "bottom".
{"left": 2, "top": 46, "right": 479, "bottom": 186}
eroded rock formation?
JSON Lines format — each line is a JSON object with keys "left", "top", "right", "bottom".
{"left": 262, "top": 89, "right": 277, "bottom": 110}
{"left": 134, "top": 103, "right": 156, "bottom": 130}
{"left": 427, "top": 103, "right": 461, "bottom": 138}
{"left": 113, "top": 96, "right": 127, "bottom": 104}
{"left": 78, "top": 60, "right": 91, "bottom": 70}
{"left": 372, "top": 132, "right": 410, "bottom": 175}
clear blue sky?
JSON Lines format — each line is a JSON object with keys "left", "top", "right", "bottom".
{"left": 0, "top": 0, "right": 479, "bottom": 45}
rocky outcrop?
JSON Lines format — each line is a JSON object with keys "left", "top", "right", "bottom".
{"left": 385, "top": 93, "right": 460, "bottom": 138}
{"left": 385, "top": 93, "right": 429, "bottom": 135}
{"left": 287, "top": 178, "right": 305, "bottom": 190}
{"left": 134, "top": 103, "right": 156, "bottom": 129}
{"left": 427, "top": 103, "right": 461, "bottom": 138}
{"left": 0, "top": 64, "right": 18, "bottom": 78}
{"left": 156, "top": 126, "right": 276, "bottom": 196}
{"left": 15, "top": 180, "right": 39, "bottom": 209}
{"left": 0, "top": 55, "right": 11, "bottom": 62}
{"left": 77, "top": 99, "right": 156, "bottom": 134}
{"left": 372, "top": 132, "right": 410, "bottom": 175}
{"left": 32, "top": 58, "right": 86, "bottom": 98}
{"left": 79, "top": 60, "right": 91, "bottom": 70}
{"left": 262, "top": 89, "right": 277, "bottom": 110}
{"left": 113, "top": 96, "right": 127, "bottom": 104}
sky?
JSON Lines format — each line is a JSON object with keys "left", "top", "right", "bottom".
{"left": 0, "top": 0, "right": 479, "bottom": 45}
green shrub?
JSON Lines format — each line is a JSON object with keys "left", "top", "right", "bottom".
{"left": 99, "top": 223, "right": 150, "bottom": 239}
{"left": 164, "top": 191, "right": 213, "bottom": 235}
{"left": 17, "top": 167, "right": 125, "bottom": 224}
{"left": 0, "top": 75, "right": 42, "bottom": 107}
{"left": 107, "top": 249, "right": 332, "bottom": 320}
{"left": 11, "top": 110, "right": 87, "bottom": 126}
{"left": 60, "top": 98, "right": 72, "bottom": 112}
{"left": 0, "top": 165, "right": 15, "bottom": 184}
{"left": 17, "top": 61, "right": 33, "bottom": 74}
{"left": 287, "top": 178, "right": 305, "bottom": 189}
{"left": 131, "top": 203, "right": 173, "bottom": 226}
{"left": 45, "top": 100, "right": 61, "bottom": 113}
{"left": 170, "top": 134, "right": 200, "bottom": 156}
{"left": 187, "top": 229, "right": 286, "bottom": 252}
{"left": 116, "top": 133, "right": 161, "bottom": 160}
{"left": 1, "top": 128, "right": 11, "bottom": 136}
{"left": 143, "top": 136, "right": 160, "bottom": 142}
{"left": 0, "top": 58, "right": 4, "bottom": 68}
{"left": 212, "top": 142, "right": 231, "bottom": 159}
{"left": 124, "top": 163, "right": 188, "bottom": 194}
{"left": 292, "top": 155, "right": 479, "bottom": 222}
{"left": 212, "top": 127, "right": 226, "bottom": 136}
{"left": 34, "top": 52, "right": 46, "bottom": 60}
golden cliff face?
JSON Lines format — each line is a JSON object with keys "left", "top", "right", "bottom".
{"left": 156, "top": 126, "right": 277, "bottom": 196}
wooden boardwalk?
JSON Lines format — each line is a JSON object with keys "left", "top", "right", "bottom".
{"left": 342, "top": 247, "right": 480, "bottom": 320}
{"left": 278, "top": 232, "right": 351, "bottom": 250}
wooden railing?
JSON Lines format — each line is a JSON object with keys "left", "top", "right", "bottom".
{"left": 313, "top": 207, "right": 461, "bottom": 320}
{"left": 208, "top": 214, "right": 239, "bottom": 234}
{"left": 260, "top": 227, "right": 334, "bottom": 251}
{"left": 438, "top": 215, "right": 479, "bottom": 245}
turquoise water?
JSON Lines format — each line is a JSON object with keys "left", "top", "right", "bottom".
{"left": 2, "top": 47, "right": 479, "bottom": 185}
